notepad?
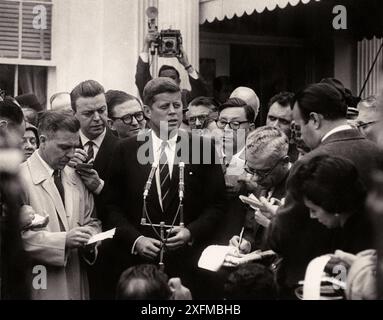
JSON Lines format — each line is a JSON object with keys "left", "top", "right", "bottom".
{"left": 87, "top": 228, "right": 116, "bottom": 245}
{"left": 198, "top": 245, "right": 276, "bottom": 271}
{"left": 239, "top": 194, "right": 263, "bottom": 209}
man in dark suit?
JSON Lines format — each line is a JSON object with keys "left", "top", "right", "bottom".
{"left": 229, "top": 126, "right": 291, "bottom": 254}
{"left": 67, "top": 80, "right": 119, "bottom": 299}
{"left": 266, "top": 82, "right": 383, "bottom": 298}
{"left": 105, "top": 77, "right": 226, "bottom": 298}
{"left": 68, "top": 80, "right": 119, "bottom": 219}
{"left": 136, "top": 32, "right": 207, "bottom": 107}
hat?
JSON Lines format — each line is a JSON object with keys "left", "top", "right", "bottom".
{"left": 15, "top": 93, "right": 42, "bottom": 112}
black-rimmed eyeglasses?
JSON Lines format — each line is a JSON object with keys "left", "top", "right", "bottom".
{"left": 216, "top": 119, "right": 249, "bottom": 130}
{"left": 244, "top": 156, "right": 287, "bottom": 180}
{"left": 111, "top": 111, "right": 144, "bottom": 125}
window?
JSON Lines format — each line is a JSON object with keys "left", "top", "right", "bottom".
{"left": 0, "top": 0, "right": 52, "bottom": 60}
{"left": 0, "top": 0, "right": 53, "bottom": 107}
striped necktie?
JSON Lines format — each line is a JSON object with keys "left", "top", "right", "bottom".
{"left": 86, "top": 141, "right": 94, "bottom": 162}
{"left": 159, "top": 141, "right": 171, "bottom": 211}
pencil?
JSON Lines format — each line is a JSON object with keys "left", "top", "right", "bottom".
{"left": 238, "top": 227, "right": 244, "bottom": 250}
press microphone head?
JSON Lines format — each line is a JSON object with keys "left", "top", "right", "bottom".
{"left": 179, "top": 162, "right": 185, "bottom": 168}
{"left": 146, "top": 6, "right": 158, "bottom": 19}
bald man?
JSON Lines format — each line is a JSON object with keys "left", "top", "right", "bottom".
{"left": 230, "top": 87, "right": 260, "bottom": 122}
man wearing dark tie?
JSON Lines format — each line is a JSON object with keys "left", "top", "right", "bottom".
{"left": 67, "top": 80, "right": 119, "bottom": 299}
{"left": 105, "top": 77, "right": 226, "bottom": 298}
{"left": 19, "top": 111, "right": 101, "bottom": 299}
{"left": 68, "top": 80, "right": 119, "bottom": 221}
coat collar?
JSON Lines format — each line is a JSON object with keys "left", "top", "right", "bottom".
{"left": 321, "top": 128, "right": 365, "bottom": 145}
{"left": 26, "top": 151, "right": 78, "bottom": 231}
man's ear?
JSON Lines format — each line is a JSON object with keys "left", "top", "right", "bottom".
{"left": 143, "top": 105, "right": 151, "bottom": 120}
{"left": 107, "top": 118, "right": 115, "bottom": 130}
{"left": 0, "top": 119, "right": 8, "bottom": 129}
{"left": 309, "top": 112, "right": 322, "bottom": 129}
{"left": 249, "top": 122, "right": 255, "bottom": 131}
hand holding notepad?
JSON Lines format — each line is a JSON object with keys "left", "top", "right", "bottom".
{"left": 86, "top": 228, "right": 116, "bottom": 245}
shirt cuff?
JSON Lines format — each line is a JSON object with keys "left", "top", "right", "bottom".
{"left": 140, "top": 52, "right": 149, "bottom": 63}
{"left": 94, "top": 179, "right": 104, "bottom": 195}
{"left": 188, "top": 70, "right": 198, "bottom": 79}
{"left": 131, "top": 235, "right": 145, "bottom": 254}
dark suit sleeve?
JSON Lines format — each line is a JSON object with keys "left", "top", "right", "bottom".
{"left": 186, "top": 139, "right": 226, "bottom": 244}
{"left": 185, "top": 73, "right": 208, "bottom": 104}
{"left": 104, "top": 142, "right": 141, "bottom": 249}
{"left": 135, "top": 56, "right": 153, "bottom": 99}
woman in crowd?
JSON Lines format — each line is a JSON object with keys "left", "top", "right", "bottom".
{"left": 22, "top": 123, "right": 39, "bottom": 161}
{"left": 289, "top": 154, "right": 373, "bottom": 253}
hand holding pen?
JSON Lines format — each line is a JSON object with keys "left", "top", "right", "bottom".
{"left": 229, "top": 227, "right": 251, "bottom": 254}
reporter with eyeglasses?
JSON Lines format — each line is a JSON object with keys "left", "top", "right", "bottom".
{"left": 106, "top": 90, "right": 146, "bottom": 139}
{"left": 229, "top": 126, "right": 291, "bottom": 255}
{"left": 211, "top": 97, "right": 255, "bottom": 245}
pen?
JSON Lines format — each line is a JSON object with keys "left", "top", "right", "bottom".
{"left": 238, "top": 227, "right": 244, "bottom": 250}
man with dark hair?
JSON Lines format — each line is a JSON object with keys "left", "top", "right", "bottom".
{"left": 0, "top": 99, "right": 26, "bottom": 146}
{"left": 267, "top": 82, "right": 383, "bottom": 298}
{"left": 116, "top": 264, "right": 171, "bottom": 300}
{"left": 105, "top": 77, "right": 225, "bottom": 298}
{"left": 266, "top": 91, "right": 299, "bottom": 162}
{"left": 186, "top": 96, "right": 218, "bottom": 132}
{"left": 135, "top": 32, "right": 207, "bottom": 107}
{"left": 19, "top": 111, "right": 101, "bottom": 299}
{"left": 68, "top": 80, "right": 120, "bottom": 299}
{"left": 208, "top": 98, "right": 255, "bottom": 247}
{"left": 266, "top": 92, "right": 294, "bottom": 137}
{"left": 68, "top": 80, "right": 119, "bottom": 209}
{"left": 224, "top": 262, "right": 277, "bottom": 300}
{"left": 106, "top": 90, "right": 146, "bottom": 138}
{"left": 217, "top": 97, "right": 255, "bottom": 177}
{"left": 116, "top": 264, "right": 192, "bottom": 300}
{"left": 15, "top": 93, "right": 42, "bottom": 112}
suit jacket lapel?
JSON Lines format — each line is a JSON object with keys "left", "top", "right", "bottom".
{"left": 29, "top": 153, "right": 69, "bottom": 231}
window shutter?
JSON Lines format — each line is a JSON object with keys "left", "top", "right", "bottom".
{"left": 21, "top": 1, "right": 52, "bottom": 60}
{"left": 0, "top": 0, "right": 19, "bottom": 58}
{"left": 0, "top": 0, "right": 52, "bottom": 60}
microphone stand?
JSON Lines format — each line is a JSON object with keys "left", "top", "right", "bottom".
{"left": 141, "top": 163, "right": 185, "bottom": 272}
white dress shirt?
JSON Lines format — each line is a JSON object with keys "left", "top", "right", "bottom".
{"left": 79, "top": 128, "right": 106, "bottom": 160}
{"left": 79, "top": 129, "right": 107, "bottom": 195}
{"left": 321, "top": 124, "right": 352, "bottom": 143}
{"left": 131, "top": 130, "right": 178, "bottom": 254}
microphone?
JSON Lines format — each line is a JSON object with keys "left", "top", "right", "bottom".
{"left": 143, "top": 162, "right": 158, "bottom": 199}
{"left": 179, "top": 162, "right": 185, "bottom": 200}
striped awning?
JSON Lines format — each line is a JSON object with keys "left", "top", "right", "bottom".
{"left": 200, "top": 0, "right": 321, "bottom": 24}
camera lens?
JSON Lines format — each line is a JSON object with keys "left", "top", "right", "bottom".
{"left": 165, "top": 40, "right": 174, "bottom": 49}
